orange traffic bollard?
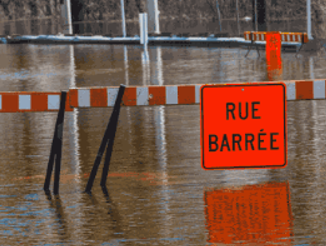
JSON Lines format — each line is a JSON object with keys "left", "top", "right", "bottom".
{"left": 266, "top": 31, "right": 282, "bottom": 81}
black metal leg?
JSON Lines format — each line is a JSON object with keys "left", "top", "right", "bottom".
{"left": 245, "top": 45, "right": 252, "bottom": 57}
{"left": 256, "top": 44, "right": 260, "bottom": 57}
{"left": 44, "top": 137, "right": 57, "bottom": 193}
{"left": 296, "top": 44, "right": 304, "bottom": 58}
{"left": 100, "top": 89, "right": 124, "bottom": 188}
{"left": 84, "top": 85, "right": 126, "bottom": 194}
{"left": 43, "top": 91, "right": 67, "bottom": 194}
{"left": 53, "top": 139, "right": 63, "bottom": 195}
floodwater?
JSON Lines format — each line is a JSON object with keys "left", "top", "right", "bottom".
{"left": 1, "top": 43, "right": 326, "bottom": 245}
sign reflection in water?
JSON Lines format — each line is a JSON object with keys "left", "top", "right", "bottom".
{"left": 204, "top": 182, "right": 293, "bottom": 245}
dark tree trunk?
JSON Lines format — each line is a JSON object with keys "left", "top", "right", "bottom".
{"left": 252, "top": 0, "right": 266, "bottom": 31}
{"left": 71, "top": 0, "right": 84, "bottom": 34}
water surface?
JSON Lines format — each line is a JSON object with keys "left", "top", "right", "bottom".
{"left": 0, "top": 44, "right": 325, "bottom": 245}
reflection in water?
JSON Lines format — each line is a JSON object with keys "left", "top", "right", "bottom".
{"left": 1, "top": 45, "right": 326, "bottom": 90}
{"left": 67, "top": 45, "right": 81, "bottom": 179}
{"left": 310, "top": 57, "right": 315, "bottom": 80}
{"left": 124, "top": 46, "right": 129, "bottom": 86}
{"left": 150, "top": 47, "right": 164, "bottom": 86}
{"left": 151, "top": 47, "right": 171, "bottom": 235}
{"left": 204, "top": 182, "right": 293, "bottom": 245}
{"left": 142, "top": 48, "right": 150, "bottom": 85}
{"left": 46, "top": 194, "right": 69, "bottom": 238}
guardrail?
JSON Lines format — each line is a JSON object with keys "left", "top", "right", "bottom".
{"left": 0, "top": 91, "right": 73, "bottom": 112}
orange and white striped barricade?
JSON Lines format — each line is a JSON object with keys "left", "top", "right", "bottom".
{"left": 69, "top": 85, "right": 201, "bottom": 108}
{"left": 69, "top": 80, "right": 326, "bottom": 109}
{"left": 0, "top": 91, "right": 73, "bottom": 113}
{"left": 243, "top": 31, "right": 309, "bottom": 56}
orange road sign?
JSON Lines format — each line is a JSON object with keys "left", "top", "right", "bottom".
{"left": 200, "top": 83, "right": 287, "bottom": 170}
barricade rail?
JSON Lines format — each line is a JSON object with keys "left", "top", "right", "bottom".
{"left": 69, "top": 80, "right": 326, "bottom": 108}
{"left": 0, "top": 91, "right": 73, "bottom": 112}
{"left": 0, "top": 80, "right": 325, "bottom": 112}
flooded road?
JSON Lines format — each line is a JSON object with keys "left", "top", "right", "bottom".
{"left": 0, "top": 44, "right": 326, "bottom": 245}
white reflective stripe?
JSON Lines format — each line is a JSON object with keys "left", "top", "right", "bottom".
{"left": 195, "top": 85, "right": 201, "bottom": 104}
{"left": 48, "top": 95, "right": 60, "bottom": 110}
{"left": 256, "top": 34, "right": 259, "bottom": 40}
{"left": 298, "top": 35, "right": 301, "bottom": 42}
{"left": 261, "top": 34, "right": 264, "bottom": 41}
{"left": 19, "top": 95, "right": 31, "bottom": 110}
{"left": 292, "top": 34, "right": 295, "bottom": 42}
{"left": 107, "top": 88, "right": 119, "bottom": 106}
{"left": 286, "top": 83, "right": 296, "bottom": 100}
{"left": 246, "top": 33, "right": 249, "bottom": 40}
{"left": 136, "top": 87, "right": 149, "bottom": 105}
{"left": 0, "top": 95, "right": 2, "bottom": 110}
{"left": 313, "top": 80, "right": 325, "bottom": 99}
{"left": 282, "top": 34, "right": 285, "bottom": 41}
{"left": 78, "top": 89, "right": 90, "bottom": 107}
{"left": 287, "top": 34, "right": 290, "bottom": 41}
{"left": 166, "top": 86, "right": 178, "bottom": 104}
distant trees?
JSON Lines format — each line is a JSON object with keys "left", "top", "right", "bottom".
{"left": 0, "top": 0, "right": 322, "bottom": 23}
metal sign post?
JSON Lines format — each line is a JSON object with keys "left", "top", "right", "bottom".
{"left": 60, "top": 0, "right": 72, "bottom": 35}
{"left": 146, "top": 0, "right": 160, "bottom": 34}
{"left": 120, "top": 0, "right": 127, "bottom": 37}
{"left": 307, "top": 0, "right": 313, "bottom": 40}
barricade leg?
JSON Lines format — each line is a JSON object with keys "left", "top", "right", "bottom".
{"left": 84, "top": 85, "right": 126, "bottom": 194}
{"left": 245, "top": 40, "right": 260, "bottom": 58}
{"left": 100, "top": 86, "right": 125, "bottom": 188}
{"left": 256, "top": 43, "right": 260, "bottom": 57}
{"left": 245, "top": 44, "right": 252, "bottom": 57}
{"left": 44, "top": 91, "right": 67, "bottom": 194}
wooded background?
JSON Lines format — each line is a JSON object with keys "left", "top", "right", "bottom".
{"left": 0, "top": 0, "right": 322, "bottom": 22}
{"left": 0, "top": 0, "right": 325, "bottom": 38}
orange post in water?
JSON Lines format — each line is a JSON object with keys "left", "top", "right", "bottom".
{"left": 266, "top": 32, "right": 282, "bottom": 81}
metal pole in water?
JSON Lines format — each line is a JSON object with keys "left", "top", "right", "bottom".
{"left": 139, "top": 13, "right": 149, "bottom": 49}
{"left": 153, "top": 0, "right": 160, "bottom": 34}
{"left": 145, "top": 0, "right": 160, "bottom": 34}
{"left": 307, "top": 0, "right": 313, "bottom": 40}
{"left": 44, "top": 91, "right": 67, "bottom": 194}
{"left": 236, "top": 0, "right": 241, "bottom": 36}
{"left": 120, "top": 0, "right": 127, "bottom": 37}
{"left": 60, "top": 0, "right": 73, "bottom": 35}
{"left": 66, "top": 0, "right": 73, "bottom": 34}
{"left": 84, "top": 85, "right": 126, "bottom": 194}
{"left": 215, "top": 0, "right": 222, "bottom": 32}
